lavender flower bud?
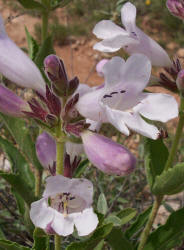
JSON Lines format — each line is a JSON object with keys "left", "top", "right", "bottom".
{"left": 81, "top": 131, "right": 136, "bottom": 176}
{"left": 167, "top": 0, "right": 184, "bottom": 20}
{"left": 176, "top": 69, "right": 184, "bottom": 93}
{"left": 36, "top": 132, "right": 56, "bottom": 174}
{"left": 0, "top": 85, "right": 29, "bottom": 117}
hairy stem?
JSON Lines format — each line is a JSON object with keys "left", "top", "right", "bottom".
{"left": 35, "top": 169, "right": 42, "bottom": 197}
{"left": 41, "top": 11, "right": 49, "bottom": 42}
{"left": 138, "top": 96, "right": 184, "bottom": 250}
{"left": 55, "top": 235, "right": 61, "bottom": 250}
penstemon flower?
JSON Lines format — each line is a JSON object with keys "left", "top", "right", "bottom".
{"left": 167, "top": 0, "right": 184, "bottom": 20}
{"left": 30, "top": 175, "right": 98, "bottom": 236}
{"left": 76, "top": 54, "right": 178, "bottom": 139}
{"left": 81, "top": 130, "right": 136, "bottom": 175}
{"left": 93, "top": 2, "right": 172, "bottom": 67}
{"left": 0, "top": 16, "right": 45, "bottom": 94}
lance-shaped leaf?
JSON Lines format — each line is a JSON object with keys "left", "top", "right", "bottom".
{"left": 51, "top": 0, "right": 73, "bottom": 9}
{"left": 25, "top": 27, "right": 39, "bottom": 61}
{"left": 152, "top": 163, "right": 184, "bottom": 195}
{"left": 144, "top": 138, "right": 169, "bottom": 189}
{"left": 0, "top": 135, "right": 35, "bottom": 188}
{"left": 17, "top": 0, "right": 45, "bottom": 10}
{"left": 66, "top": 224, "right": 113, "bottom": 250}
{"left": 32, "top": 228, "right": 50, "bottom": 250}
{"left": 0, "top": 239, "right": 30, "bottom": 250}
{"left": 0, "top": 114, "right": 43, "bottom": 171}
{"left": 97, "top": 193, "right": 108, "bottom": 215}
{"left": 0, "top": 172, "right": 35, "bottom": 205}
{"left": 144, "top": 207, "right": 184, "bottom": 250}
{"left": 107, "top": 228, "right": 133, "bottom": 250}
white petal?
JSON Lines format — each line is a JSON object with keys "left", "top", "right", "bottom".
{"left": 43, "top": 175, "right": 94, "bottom": 207}
{"left": 76, "top": 88, "right": 105, "bottom": 121}
{"left": 124, "top": 28, "right": 172, "bottom": 67}
{"left": 104, "top": 105, "right": 130, "bottom": 135}
{"left": 73, "top": 208, "right": 98, "bottom": 236}
{"left": 0, "top": 19, "right": 45, "bottom": 93}
{"left": 65, "top": 142, "right": 84, "bottom": 161}
{"left": 120, "top": 54, "right": 151, "bottom": 94}
{"left": 51, "top": 211, "right": 74, "bottom": 236}
{"left": 93, "top": 20, "right": 127, "bottom": 39}
{"left": 96, "top": 59, "right": 109, "bottom": 77}
{"left": 101, "top": 35, "right": 138, "bottom": 49}
{"left": 93, "top": 41, "right": 120, "bottom": 53}
{"left": 121, "top": 2, "right": 137, "bottom": 32}
{"left": 75, "top": 83, "right": 92, "bottom": 97}
{"left": 102, "top": 56, "right": 125, "bottom": 87}
{"left": 87, "top": 119, "right": 102, "bottom": 132}
{"left": 134, "top": 93, "right": 178, "bottom": 122}
{"left": 30, "top": 199, "right": 54, "bottom": 229}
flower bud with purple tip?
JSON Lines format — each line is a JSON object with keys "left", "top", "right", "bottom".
{"left": 36, "top": 132, "right": 56, "bottom": 175}
{"left": 0, "top": 85, "right": 29, "bottom": 117}
{"left": 167, "top": 0, "right": 184, "bottom": 20}
{"left": 44, "top": 55, "right": 79, "bottom": 97}
{"left": 81, "top": 131, "right": 136, "bottom": 176}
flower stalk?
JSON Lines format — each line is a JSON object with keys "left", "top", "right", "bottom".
{"left": 138, "top": 95, "right": 184, "bottom": 250}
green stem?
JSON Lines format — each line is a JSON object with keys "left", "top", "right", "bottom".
{"left": 164, "top": 96, "right": 184, "bottom": 171}
{"left": 55, "top": 235, "right": 61, "bottom": 250}
{"left": 41, "top": 11, "right": 49, "bottom": 42}
{"left": 138, "top": 96, "right": 184, "bottom": 250}
{"left": 137, "top": 196, "right": 162, "bottom": 250}
{"left": 35, "top": 170, "right": 42, "bottom": 197}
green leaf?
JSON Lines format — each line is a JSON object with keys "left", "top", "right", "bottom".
{"left": 16, "top": 0, "right": 45, "bottom": 10}
{"left": 35, "top": 36, "right": 54, "bottom": 70}
{"left": 32, "top": 228, "right": 49, "bottom": 250}
{"left": 97, "top": 193, "right": 108, "bottom": 215}
{"left": 74, "top": 159, "right": 89, "bottom": 177}
{"left": 0, "top": 227, "right": 5, "bottom": 239}
{"left": 51, "top": 0, "right": 73, "bottom": 9}
{"left": 107, "top": 228, "right": 133, "bottom": 250}
{"left": 125, "top": 206, "right": 152, "bottom": 239}
{"left": 0, "top": 172, "right": 35, "bottom": 205}
{"left": 66, "top": 224, "right": 113, "bottom": 250}
{"left": 94, "top": 240, "right": 104, "bottom": 250}
{"left": 152, "top": 163, "right": 184, "bottom": 195}
{"left": 117, "top": 208, "right": 137, "bottom": 225}
{"left": 25, "top": 27, "right": 39, "bottom": 60}
{"left": 144, "top": 138, "right": 169, "bottom": 188}
{"left": 144, "top": 207, "right": 184, "bottom": 250}
{"left": 11, "top": 189, "right": 25, "bottom": 216}
{"left": 0, "top": 114, "right": 42, "bottom": 171}
{"left": 0, "top": 135, "right": 35, "bottom": 189}
{"left": 104, "top": 215, "right": 122, "bottom": 227}
{"left": 0, "top": 239, "right": 30, "bottom": 250}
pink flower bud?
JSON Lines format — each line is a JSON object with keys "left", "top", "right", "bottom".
{"left": 81, "top": 131, "right": 136, "bottom": 176}
{"left": 0, "top": 85, "right": 29, "bottom": 117}
{"left": 176, "top": 69, "right": 184, "bottom": 92}
{"left": 167, "top": 0, "right": 184, "bottom": 20}
{"left": 36, "top": 132, "right": 56, "bottom": 175}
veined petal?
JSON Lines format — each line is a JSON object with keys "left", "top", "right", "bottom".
{"left": 120, "top": 54, "right": 151, "bottom": 93}
{"left": 93, "top": 41, "right": 120, "bottom": 53}
{"left": 134, "top": 93, "right": 178, "bottom": 122}
{"left": 0, "top": 17, "right": 45, "bottom": 93}
{"left": 51, "top": 211, "right": 74, "bottom": 236}
{"left": 43, "top": 175, "right": 93, "bottom": 206}
{"left": 73, "top": 208, "right": 98, "bottom": 236}
{"left": 102, "top": 56, "right": 125, "bottom": 87}
{"left": 121, "top": 2, "right": 137, "bottom": 32}
{"left": 30, "top": 199, "right": 54, "bottom": 229}
{"left": 93, "top": 20, "right": 127, "bottom": 39}
{"left": 124, "top": 28, "right": 172, "bottom": 67}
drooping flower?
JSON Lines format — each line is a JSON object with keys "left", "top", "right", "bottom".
{"left": 93, "top": 2, "right": 172, "bottom": 67}
{"left": 81, "top": 130, "right": 136, "bottom": 175}
{"left": 0, "top": 16, "right": 45, "bottom": 94}
{"left": 30, "top": 175, "right": 98, "bottom": 236}
{"left": 0, "top": 84, "right": 29, "bottom": 117}
{"left": 167, "top": 0, "right": 184, "bottom": 20}
{"left": 76, "top": 54, "right": 178, "bottom": 139}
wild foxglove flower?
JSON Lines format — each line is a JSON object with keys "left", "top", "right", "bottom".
{"left": 76, "top": 54, "right": 178, "bottom": 139}
{"left": 0, "top": 16, "right": 45, "bottom": 93}
{"left": 167, "top": 0, "right": 184, "bottom": 20}
{"left": 81, "top": 130, "right": 136, "bottom": 175}
{"left": 93, "top": 2, "right": 172, "bottom": 67}
{"left": 0, "top": 84, "right": 29, "bottom": 117}
{"left": 30, "top": 175, "right": 98, "bottom": 236}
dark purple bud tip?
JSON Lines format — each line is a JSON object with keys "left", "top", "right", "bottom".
{"left": 176, "top": 69, "right": 184, "bottom": 93}
{"left": 68, "top": 77, "right": 79, "bottom": 95}
{"left": 167, "top": 0, "right": 184, "bottom": 20}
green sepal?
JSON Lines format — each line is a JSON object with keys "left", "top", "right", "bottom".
{"left": 16, "top": 0, "right": 45, "bottom": 10}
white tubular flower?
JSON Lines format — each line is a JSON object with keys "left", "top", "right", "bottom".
{"left": 76, "top": 54, "right": 178, "bottom": 140}
{"left": 0, "top": 16, "right": 45, "bottom": 94}
{"left": 93, "top": 2, "right": 172, "bottom": 67}
{"left": 30, "top": 175, "right": 98, "bottom": 237}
